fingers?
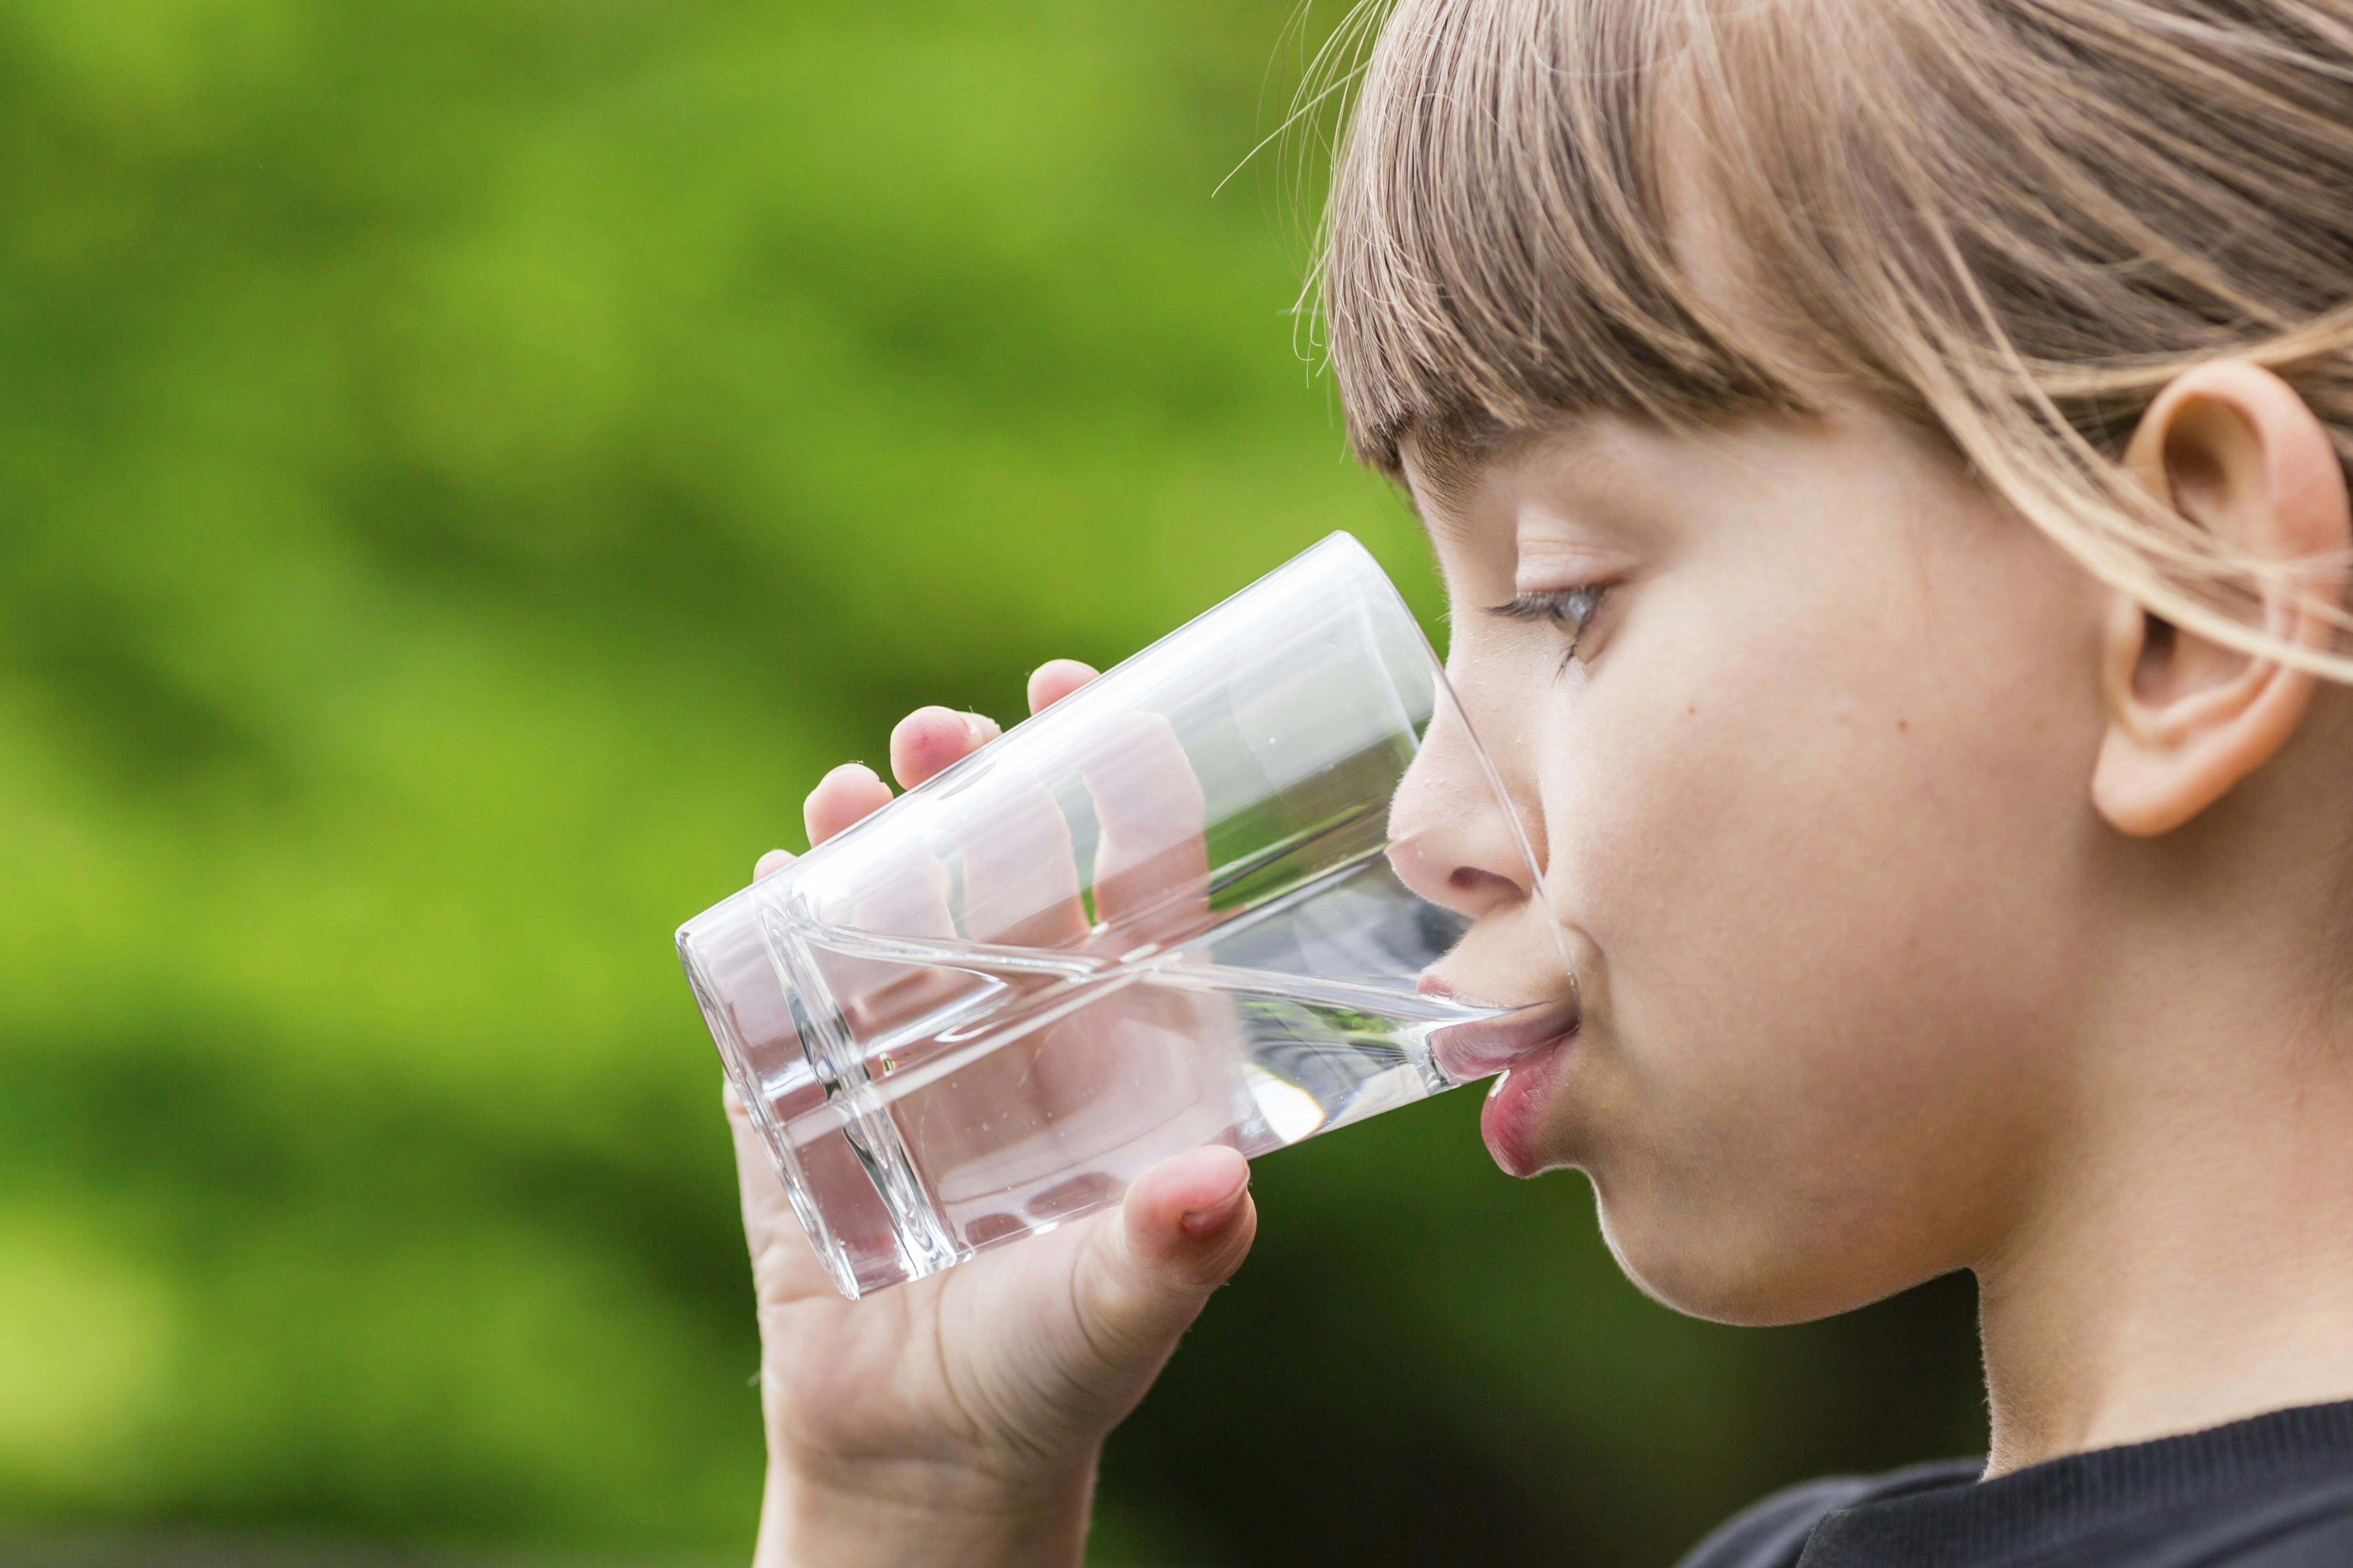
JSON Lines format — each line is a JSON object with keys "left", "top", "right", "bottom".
{"left": 1077, "top": 711, "right": 1211, "bottom": 940}
{"left": 804, "top": 762, "right": 893, "bottom": 847}
{"left": 1067, "top": 1147, "right": 1255, "bottom": 1371}
{"left": 891, "top": 706, "right": 1002, "bottom": 791}
{"left": 754, "top": 848, "right": 796, "bottom": 881}
{"left": 807, "top": 668, "right": 1087, "bottom": 851}
{"left": 1027, "top": 659, "right": 1100, "bottom": 716}
{"left": 954, "top": 774, "right": 1090, "bottom": 947}
{"left": 795, "top": 670, "right": 1093, "bottom": 931}
{"left": 935, "top": 674, "right": 1089, "bottom": 947}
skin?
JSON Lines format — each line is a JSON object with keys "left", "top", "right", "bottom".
{"left": 733, "top": 662, "right": 1258, "bottom": 1568}
{"left": 735, "top": 364, "right": 2353, "bottom": 1565}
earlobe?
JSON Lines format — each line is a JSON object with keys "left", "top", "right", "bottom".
{"left": 2090, "top": 362, "right": 2348, "bottom": 838}
{"left": 2092, "top": 593, "right": 2314, "bottom": 836}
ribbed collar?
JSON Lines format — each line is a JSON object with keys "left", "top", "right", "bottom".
{"left": 1799, "top": 1401, "right": 2353, "bottom": 1568}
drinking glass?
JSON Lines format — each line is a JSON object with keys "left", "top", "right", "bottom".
{"left": 677, "top": 532, "right": 1569, "bottom": 1298}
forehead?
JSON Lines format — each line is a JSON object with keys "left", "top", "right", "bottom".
{"left": 1404, "top": 402, "right": 1935, "bottom": 562}
{"left": 1398, "top": 416, "right": 1627, "bottom": 532}
{"left": 1322, "top": 0, "right": 1845, "bottom": 473}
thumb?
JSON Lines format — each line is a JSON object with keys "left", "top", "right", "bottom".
{"left": 1068, "top": 1146, "right": 1256, "bottom": 1379}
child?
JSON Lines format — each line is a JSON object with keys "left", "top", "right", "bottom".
{"left": 726, "top": 1, "right": 2353, "bottom": 1562}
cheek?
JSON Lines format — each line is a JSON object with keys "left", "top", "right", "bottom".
{"left": 1533, "top": 573, "right": 2107, "bottom": 1315}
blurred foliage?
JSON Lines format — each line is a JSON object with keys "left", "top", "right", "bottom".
{"left": 0, "top": 0, "right": 1985, "bottom": 1564}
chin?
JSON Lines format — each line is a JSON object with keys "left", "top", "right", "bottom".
{"left": 1592, "top": 1186, "right": 1899, "bottom": 1328}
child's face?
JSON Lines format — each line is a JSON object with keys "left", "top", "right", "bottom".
{"left": 1400, "top": 408, "right": 2118, "bottom": 1325}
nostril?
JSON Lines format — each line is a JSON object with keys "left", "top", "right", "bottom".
{"left": 1449, "top": 866, "right": 1517, "bottom": 901}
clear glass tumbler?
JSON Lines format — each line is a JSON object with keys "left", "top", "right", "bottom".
{"left": 677, "top": 532, "right": 1570, "bottom": 1298}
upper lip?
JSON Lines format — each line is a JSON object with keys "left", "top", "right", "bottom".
{"left": 1422, "top": 984, "right": 1581, "bottom": 1084}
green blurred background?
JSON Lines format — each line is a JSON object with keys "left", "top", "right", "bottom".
{"left": 0, "top": 1, "right": 1987, "bottom": 1563}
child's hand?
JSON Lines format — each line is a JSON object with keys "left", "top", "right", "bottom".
{"left": 728, "top": 659, "right": 1258, "bottom": 1568}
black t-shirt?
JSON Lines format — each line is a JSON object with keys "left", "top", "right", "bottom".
{"left": 1676, "top": 1401, "right": 2353, "bottom": 1568}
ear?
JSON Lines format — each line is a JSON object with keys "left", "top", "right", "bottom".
{"left": 2093, "top": 361, "right": 2350, "bottom": 837}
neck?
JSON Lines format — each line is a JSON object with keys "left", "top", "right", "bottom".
{"left": 1975, "top": 946, "right": 2353, "bottom": 1476}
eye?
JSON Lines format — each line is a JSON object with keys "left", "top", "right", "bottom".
{"left": 1487, "top": 585, "right": 1612, "bottom": 668}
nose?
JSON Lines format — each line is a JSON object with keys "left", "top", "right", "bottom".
{"left": 1386, "top": 702, "right": 1542, "bottom": 920}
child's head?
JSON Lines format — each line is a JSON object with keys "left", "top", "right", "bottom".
{"left": 1345, "top": 0, "right": 2353, "bottom": 1324}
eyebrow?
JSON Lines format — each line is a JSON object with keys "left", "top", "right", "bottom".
{"left": 1395, "top": 435, "right": 1497, "bottom": 545}
{"left": 1404, "top": 418, "right": 1608, "bottom": 545}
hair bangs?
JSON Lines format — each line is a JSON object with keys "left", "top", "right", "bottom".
{"left": 1318, "top": 0, "right": 1799, "bottom": 474}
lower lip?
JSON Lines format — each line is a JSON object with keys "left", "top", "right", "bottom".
{"left": 1479, "top": 1028, "right": 1576, "bottom": 1177}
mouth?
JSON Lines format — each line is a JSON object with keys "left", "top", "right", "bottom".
{"left": 1421, "top": 983, "right": 1581, "bottom": 1086}
{"left": 1478, "top": 1039, "right": 1574, "bottom": 1178}
{"left": 1418, "top": 977, "right": 1581, "bottom": 1178}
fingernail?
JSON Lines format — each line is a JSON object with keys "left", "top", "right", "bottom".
{"left": 1180, "top": 1177, "right": 1250, "bottom": 1235}
{"left": 826, "top": 761, "right": 879, "bottom": 786}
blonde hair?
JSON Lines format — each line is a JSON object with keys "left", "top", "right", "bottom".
{"left": 1313, "top": 0, "right": 2353, "bottom": 674}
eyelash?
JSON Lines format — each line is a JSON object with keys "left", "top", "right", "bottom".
{"left": 1488, "top": 585, "right": 1611, "bottom": 669}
